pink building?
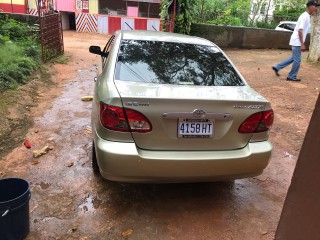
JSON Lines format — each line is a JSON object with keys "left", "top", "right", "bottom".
{"left": 1, "top": 0, "right": 161, "bottom": 34}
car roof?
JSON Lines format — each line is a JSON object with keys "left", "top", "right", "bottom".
{"left": 117, "top": 30, "right": 216, "bottom": 47}
{"left": 279, "top": 21, "right": 296, "bottom": 24}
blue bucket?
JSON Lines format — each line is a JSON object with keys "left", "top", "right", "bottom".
{"left": 0, "top": 178, "right": 31, "bottom": 240}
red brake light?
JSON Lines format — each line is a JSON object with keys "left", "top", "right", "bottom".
{"left": 100, "top": 102, "right": 152, "bottom": 133}
{"left": 239, "top": 110, "right": 274, "bottom": 133}
{"left": 125, "top": 108, "right": 152, "bottom": 132}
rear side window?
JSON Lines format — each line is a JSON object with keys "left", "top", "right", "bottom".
{"left": 115, "top": 40, "right": 244, "bottom": 86}
{"left": 282, "top": 23, "right": 295, "bottom": 31}
{"left": 287, "top": 23, "right": 295, "bottom": 31}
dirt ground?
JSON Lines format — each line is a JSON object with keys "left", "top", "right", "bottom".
{"left": 0, "top": 31, "right": 319, "bottom": 240}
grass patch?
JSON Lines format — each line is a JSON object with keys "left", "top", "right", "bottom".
{"left": 0, "top": 43, "right": 24, "bottom": 64}
{"left": 51, "top": 54, "right": 69, "bottom": 64}
{"left": 0, "top": 48, "right": 41, "bottom": 91}
{"left": 0, "top": 16, "right": 42, "bottom": 93}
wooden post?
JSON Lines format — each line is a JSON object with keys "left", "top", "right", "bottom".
{"left": 275, "top": 93, "right": 320, "bottom": 239}
{"left": 171, "top": 0, "right": 176, "bottom": 32}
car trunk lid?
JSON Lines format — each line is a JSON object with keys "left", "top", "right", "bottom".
{"left": 116, "top": 80, "right": 269, "bottom": 151}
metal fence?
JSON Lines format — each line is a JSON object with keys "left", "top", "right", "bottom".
{"left": 39, "top": 12, "right": 64, "bottom": 62}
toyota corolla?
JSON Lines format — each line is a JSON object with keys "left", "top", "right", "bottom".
{"left": 89, "top": 30, "right": 274, "bottom": 183}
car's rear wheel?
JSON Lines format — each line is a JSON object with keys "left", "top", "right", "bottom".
{"left": 92, "top": 141, "right": 99, "bottom": 173}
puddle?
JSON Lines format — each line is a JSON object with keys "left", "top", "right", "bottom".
{"left": 40, "top": 182, "right": 51, "bottom": 190}
{"left": 36, "top": 69, "right": 94, "bottom": 128}
{"left": 79, "top": 195, "right": 102, "bottom": 213}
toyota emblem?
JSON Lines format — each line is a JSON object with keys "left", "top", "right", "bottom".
{"left": 193, "top": 109, "right": 207, "bottom": 118}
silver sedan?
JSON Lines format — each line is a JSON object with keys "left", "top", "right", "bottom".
{"left": 89, "top": 30, "right": 274, "bottom": 183}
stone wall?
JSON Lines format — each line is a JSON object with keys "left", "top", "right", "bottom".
{"left": 190, "top": 23, "right": 310, "bottom": 50}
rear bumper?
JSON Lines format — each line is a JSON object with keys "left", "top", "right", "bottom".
{"left": 94, "top": 135, "right": 272, "bottom": 183}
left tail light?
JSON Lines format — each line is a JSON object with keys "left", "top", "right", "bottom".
{"left": 100, "top": 102, "right": 152, "bottom": 133}
{"left": 238, "top": 110, "right": 274, "bottom": 133}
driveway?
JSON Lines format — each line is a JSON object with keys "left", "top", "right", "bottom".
{"left": 0, "top": 31, "right": 319, "bottom": 240}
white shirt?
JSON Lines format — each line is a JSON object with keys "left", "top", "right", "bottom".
{"left": 289, "top": 11, "right": 311, "bottom": 46}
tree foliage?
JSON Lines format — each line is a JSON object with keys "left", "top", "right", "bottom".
{"left": 273, "top": 2, "right": 306, "bottom": 22}
{"left": 192, "top": 0, "right": 226, "bottom": 23}
{"left": 160, "top": 0, "right": 313, "bottom": 32}
{"left": 191, "top": 0, "right": 251, "bottom": 26}
{"left": 160, "top": 0, "right": 251, "bottom": 32}
{"left": 174, "top": 0, "right": 197, "bottom": 34}
{"left": 160, "top": 0, "right": 196, "bottom": 34}
{"left": 230, "top": 0, "right": 252, "bottom": 25}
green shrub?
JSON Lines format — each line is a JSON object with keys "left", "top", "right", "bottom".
{"left": 24, "top": 45, "right": 41, "bottom": 59}
{"left": 208, "top": 9, "right": 244, "bottom": 26}
{"left": 0, "top": 17, "right": 42, "bottom": 92}
{"left": 273, "top": 6, "right": 305, "bottom": 23}
{"left": 0, "top": 34, "right": 10, "bottom": 44}
{"left": 0, "top": 57, "right": 37, "bottom": 90}
{"left": 256, "top": 21, "right": 277, "bottom": 30}
{"left": 0, "top": 47, "right": 39, "bottom": 88}
{"left": 0, "top": 43, "right": 24, "bottom": 65}
{"left": 0, "top": 19, "right": 29, "bottom": 41}
{"left": 0, "top": 65, "right": 17, "bottom": 91}
{"left": 15, "top": 57, "right": 37, "bottom": 70}
{"left": 6, "top": 64, "right": 27, "bottom": 83}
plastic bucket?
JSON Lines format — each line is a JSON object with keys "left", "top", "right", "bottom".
{"left": 0, "top": 178, "right": 31, "bottom": 240}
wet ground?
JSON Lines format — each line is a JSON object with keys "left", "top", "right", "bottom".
{"left": 0, "top": 31, "right": 319, "bottom": 240}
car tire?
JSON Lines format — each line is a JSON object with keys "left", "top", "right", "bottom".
{"left": 92, "top": 141, "right": 99, "bottom": 173}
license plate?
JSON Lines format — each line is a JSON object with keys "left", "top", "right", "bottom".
{"left": 178, "top": 119, "right": 214, "bottom": 138}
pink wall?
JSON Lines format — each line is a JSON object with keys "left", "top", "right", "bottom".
{"left": 56, "top": 0, "right": 75, "bottom": 12}
{"left": 76, "top": 14, "right": 162, "bottom": 34}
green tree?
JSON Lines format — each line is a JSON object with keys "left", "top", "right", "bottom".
{"left": 175, "top": 0, "right": 197, "bottom": 34}
{"left": 273, "top": 0, "right": 306, "bottom": 22}
{"left": 160, "top": 0, "right": 171, "bottom": 31}
{"left": 193, "top": 0, "right": 226, "bottom": 23}
{"left": 191, "top": 0, "right": 251, "bottom": 26}
{"left": 229, "top": 0, "right": 251, "bottom": 25}
{"left": 160, "top": 0, "right": 196, "bottom": 34}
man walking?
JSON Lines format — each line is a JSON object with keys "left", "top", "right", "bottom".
{"left": 272, "top": 0, "right": 319, "bottom": 81}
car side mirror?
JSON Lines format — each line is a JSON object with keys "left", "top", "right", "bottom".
{"left": 89, "top": 46, "right": 109, "bottom": 57}
{"left": 89, "top": 46, "right": 102, "bottom": 55}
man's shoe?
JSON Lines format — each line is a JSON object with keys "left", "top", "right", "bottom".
{"left": 272, "top": 67, "right": 280, "bottom": 76}
{"left": 286, "top": 77, "right": 301, "bottom": 82}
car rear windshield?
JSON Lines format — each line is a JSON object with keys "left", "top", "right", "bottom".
{"left": 115, "top": 40, "right": 244, "bottom": 86}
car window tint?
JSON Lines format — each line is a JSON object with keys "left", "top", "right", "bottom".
{"left": 283, "top": 24, "right": 294, "bottom": 31}
{"left": 115, "top": 40, "right": 244, "bottom": 86}
{"left": 287, "top": 24, "right": 295, "bottom": 30}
